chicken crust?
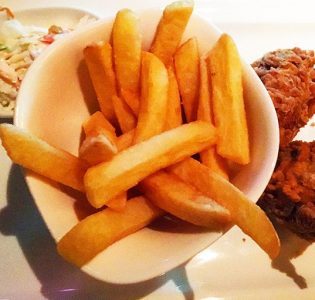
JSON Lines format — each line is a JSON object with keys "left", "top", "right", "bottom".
{"left": 254, "top": 48, "right": 315, "bottom": 238}
{"left": 258, "top": 140, "right": 315, "bottom": 238}
{"left": 252, "top": 48, "right": 315, "bottom": 147}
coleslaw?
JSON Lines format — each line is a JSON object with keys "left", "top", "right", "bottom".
{"left": 0, "top": 7, "right": 95, "bottom": 115}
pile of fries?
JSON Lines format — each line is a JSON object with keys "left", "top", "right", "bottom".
{"left": 0, "top": 0, "right": 280, "bottom": 268}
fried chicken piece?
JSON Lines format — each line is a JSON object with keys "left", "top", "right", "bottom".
{"left": 254, "top": 48, "right": 315, "bottom": 238}
{"left": 252, "top": 48, "right": 315, "bottom": 147}
{"left": 258, "top": 141, "right": 315, "bottom": 238}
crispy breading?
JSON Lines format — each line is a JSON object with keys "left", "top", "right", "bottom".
{"left": 252, "top": 48, "right": 315, "bottom": 147}
{"left": 254, "top": 48, "right": 315, "bottom": 238}
{"left": 258, "top": 141, "right": 315, "bottom": 238}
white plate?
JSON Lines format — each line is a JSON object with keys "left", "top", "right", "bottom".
{"left": 0, "top": 1, "right": 315, "bottom": 299}
{"left": 0, "top": 7, "right": 98, "bottom": 118}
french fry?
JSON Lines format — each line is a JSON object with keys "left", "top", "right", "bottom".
{"left": 112, "top": 95, "right": 137, "bottom": 133}
{"left": 174, "top": 37, "right": 200, "bottom": 122}
{"left": 82, "top": 111, "right": 116, "bottom": 138}
{"left": 168, "top": 158, "right": 280, "bottom": 259}
{"left": 197, "top": 59, "right": 212, "bottom": 124}
{"left": 79, "top": 134, "right": 117, "bottom": 166}
{"left": 84, "top": 121, "right": 217, "bottom": 208}
{"left": 80, "top": 132, "right": 127, "bottom": 210}
{"left": 81, "top": 113, "right": 131, "bottom": 211}
{"left": 133, "top": 52, "right": 169, "bottom": 144}
{"left": 150, "top": 0, "right": 194, "bottom": 66}
{"left": 200, "top": 143, "right": 229, "bottom": 179}
{"left": 117, "top": 129, "right": 134, "bottom": 151}
{"left": 207, "top": 33, "right": 250, "bottom": 165}
{"left": 79, "top": 112, "right": 118, "bottom": 165}
{"left": 164, "top": 64, "right": 182, "bottom": 130}
{"left": 57, "top": 196, "right": 164, "bottom": 266}
{"left": 197, "top": 58, "right": 229, "bottom": 179}
{"left": 106, "top": 192, "right": 127, "bottom": 212}
{"left": 112, "top": 9, "right": 141, "bottom": 100}
{"left": 140, "top": 171, "right": 231, "bottom": 228}
{"left": 84, "top": 42, "right": 117, "bottom": 124}
{"left": 110, "top": 130, "right": 133, "bottom": 208}
{"left": 0, "top": 124, "right": 87, "bottom": 191}
{"left": 121, "top": 89, "right": 140, "bottom": 116}
{"left": 81, "top": 112, "right": 127, "bottom": 210}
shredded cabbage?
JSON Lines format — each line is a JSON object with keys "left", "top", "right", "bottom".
{"left": 0, "top": 8, "right": 96, "bottom": 114}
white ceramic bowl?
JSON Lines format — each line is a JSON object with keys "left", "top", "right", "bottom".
{"left": 14, "top": 9, "right": 279, "bottom": 284}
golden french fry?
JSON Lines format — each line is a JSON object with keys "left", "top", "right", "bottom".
{"left": 140, "top": 171, "right": 230, "bottom": 228}
{"left": 112, "top": 9, "right": 141, "bottom": 98}
{"left": 81, "top": 112, "right": 128, "bottom": 209}
{"left": 207, "top": 33, "right": 250, "bottom": 165}
{"left": 80, "top": 130, "right": 126, "bottom": 210}
{"left": 169, "top": 158, "right": 280, "bottom": 259}
{"left": 197, "top": 58, "right": 212, "bottom": 124}
{"left": 133, "top": 52, "right": 169, "bottom": 144}
{"left": 150, "top": 0, "right": 194, "bottom": 66}
{"left": 197, "top": 58, "right": 229, "bottom": 179}
{"left": 112, "top": 95, "right": 137, "bottom": 133}
{"left": 174, "top": 37, "right": 200, "bottom": 122}
{"left": 117, "top": 129, "right": 134, "bottom": 151}
{"left": 82, "top": 111, "right": 116, "bottom": 138}
{"left": 0, "top": 124, "right": 87, "bottom": 191}
{"left": 82, "top": 112, "right": 130, "bottom": 210}
{"left": 79, "top": 134, "right": 117, "bottom": 166}
{"left": 200, "top": 147, "right": 229, "bottom": 180}
{"left": 111, "top": 91, "right": 136, "bottom": 228}
{"left": 84, "top": 121, "right": 217, "bottom": 208}
{"left": 57, "top": 196, "right": 164, "bottom": 266}
{"left": 164, "top": 64, "right": 182, "bottom": 130}
{"left": 79, "top": 112, "right": 118, "bottom": 166}
{"left": 106, "top": 192, "right": 128, "bottom": 212}
{"left": 120, "top": 89, "right": 140, "bottom": 116}
{"left": 97, "top": 126, "right": 134, "bottom": 212}
{"left": 84, "top": 42, "right": 117, "bottom": 124}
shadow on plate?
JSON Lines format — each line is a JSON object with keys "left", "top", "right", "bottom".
{"left": 0, "top": 164, "right": 195, "bottom": 299}
{"left": 271, "top": 221, "right": 312, "bottom": 289}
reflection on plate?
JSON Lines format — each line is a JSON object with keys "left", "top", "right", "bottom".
{"left": 0, "top": 7, "right": 98, "bottom": 118}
